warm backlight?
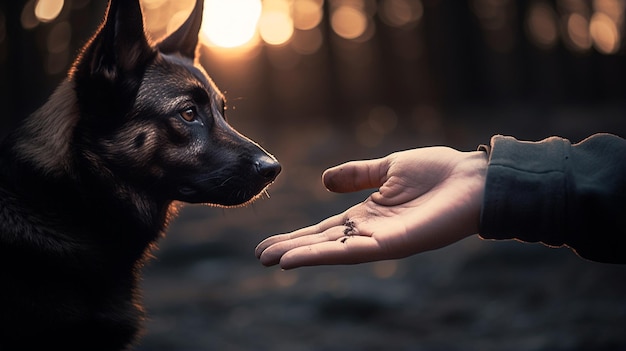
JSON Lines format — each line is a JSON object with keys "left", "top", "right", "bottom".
{"left": 201, "top": 0, "right": 262, "bottom": 48}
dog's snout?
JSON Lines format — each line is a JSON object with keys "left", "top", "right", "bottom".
{"left": 254, "top": 155, "right": 281, "bottom": 181}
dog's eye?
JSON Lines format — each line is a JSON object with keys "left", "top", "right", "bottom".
{"left": 179, "top": 107, "right": 196, "bottom": 122}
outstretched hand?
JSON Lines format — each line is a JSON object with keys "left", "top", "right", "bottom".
{"left": 255, "top": 147, "right": 488, "bottom": 269}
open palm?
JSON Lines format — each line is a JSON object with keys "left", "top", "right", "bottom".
{"left": 256, "top": 147, "right": 488, "bottom": 269}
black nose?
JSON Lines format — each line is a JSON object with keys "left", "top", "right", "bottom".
{"left": 254, "top": 155, "right": 281, "bottom": 181}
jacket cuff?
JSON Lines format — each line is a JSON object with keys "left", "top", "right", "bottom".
{"left": 478, "top": 135, "right": 570, "bottom": 247}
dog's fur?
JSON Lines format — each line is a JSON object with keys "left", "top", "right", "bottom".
{"left": 0, "top": 0, "right": 280, "bottom": 349}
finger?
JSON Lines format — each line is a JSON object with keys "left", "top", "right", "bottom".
{"left": 278, "top": 236, "right": 384, "bottom": 269}
{"left": 258, "top": 226, "right": 348, "bottom": 266}
{"left": 322, "top": 158, "right": 388, "bottom": 193}
{"left": 254, "top": 214, "right": 346, "bottom": 258}
{"left": 255, "top": 233, "right": 292, "bottom": 258}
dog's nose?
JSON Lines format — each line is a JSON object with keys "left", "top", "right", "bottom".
{"left": 254, "top": 155, "right": 281, "bottom": 181}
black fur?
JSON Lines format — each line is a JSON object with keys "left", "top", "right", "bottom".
{"left": 0, "top": 1, "right": 280, "bottom": 350}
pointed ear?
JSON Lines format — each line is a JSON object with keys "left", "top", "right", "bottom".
{"left": 157, "top": 0, "right": 204, "bottom": 60}
{"left": 73, "top": 0, "right": 155, "bottom": 80}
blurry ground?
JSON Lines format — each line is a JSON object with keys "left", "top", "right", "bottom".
{"left": 137, "top": 105, "right": 626, "bottom": 351}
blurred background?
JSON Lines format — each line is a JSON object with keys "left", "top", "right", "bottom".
{"left": 1, "top": 0, "right": 626, "bottom": 350}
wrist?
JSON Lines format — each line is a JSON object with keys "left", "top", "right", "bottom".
{"left": 463, "top": 150, "right": 488, "bottom": 234}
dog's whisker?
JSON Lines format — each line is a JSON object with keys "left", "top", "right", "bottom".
{"left": 219, "top": 176, "right": 234, "bottom": 187}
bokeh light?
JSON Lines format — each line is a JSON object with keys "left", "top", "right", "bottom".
{"left": 35, "top": 0, "right": 64, "bottom": 23}
{"left": 331, "top": 5, "right": 368, "bottom": 40}
{"left": 471, "top": 0, "right": 516, "bottom": 52}
{"left": 21, "top": 0, "right": 39, "bottom": 30}
{"left": 565, "top": 13, "right": 592, "bottom": 52}
{"left": 46, "top": 20, "right": 71, "bottom": 53}
{"left": 526, "top": 2, "right": 559, "bottom": 49}
{"left": 293, "top": 0, "right": 324, "bottom": 30}
{"left": 201, "top": 0, "right": 262, "bottom": 48}
{"left": 472, "top": 0, "right": 509, "bottom": 31}
{"left": 379, "top": 0, "right": 423, "bottom": 28}
{"left": 590, "top": 12, "right": 620, "bottom": 54}
{"left": 137, "top": 0, "right": 626, "bottom": 56}
{"left": 259, "top": 0, "right": 294, "bottom": 46}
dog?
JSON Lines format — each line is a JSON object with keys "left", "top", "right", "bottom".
{"left": 0, "top": 0, "right": 280, "bottom": 349}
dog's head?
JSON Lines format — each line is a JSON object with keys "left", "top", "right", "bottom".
{"left": 67, "top": 0, "right": 280, "bottom": 206}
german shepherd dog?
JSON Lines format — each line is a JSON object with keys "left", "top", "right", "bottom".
{"left": 0, "top": 0, "right": 280, "bottom": 349}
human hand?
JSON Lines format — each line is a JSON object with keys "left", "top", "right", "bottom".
{"left": 255, "top": 147, "right": 488, "bottom": 269}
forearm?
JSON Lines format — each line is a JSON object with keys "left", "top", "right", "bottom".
{"left": 478, "top": 133, "right": 626, "bottom": 264}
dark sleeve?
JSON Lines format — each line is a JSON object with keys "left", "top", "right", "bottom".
{"left": 478, "top": 133, "right": 626, "bottom": 264}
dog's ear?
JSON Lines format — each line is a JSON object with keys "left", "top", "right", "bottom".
{"left": 70, "top": 0, "right": 157, "bottom": 127}
{"left": 73, "top": 0, "right": 155, "bottom": 80}
{"left": 156, "top": 0, "right": 204, "bottom": 60}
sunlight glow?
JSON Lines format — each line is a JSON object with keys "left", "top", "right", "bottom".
{"left": 142, "top": 0, "right": 169, "bottom": 10}
{"left": 166, "top": 10, "right": 191, "bottom": 36}
{"left": 201, "top": 0, "right": 262, "bottom": 48}
{"left": 138, "top": 0, "right": 624, "bottom": 55}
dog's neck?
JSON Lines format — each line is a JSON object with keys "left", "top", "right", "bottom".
{"left": 3, "top": 80, "right": 173, "bottom": 254}
{"left": 14, "top": 80, "right": 79, "bottom": 178}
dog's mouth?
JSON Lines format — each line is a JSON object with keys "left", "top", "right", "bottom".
{"left": 177, "top": 179, "right": 274, "bottom": 206}
{"left": 178, "top": 186, "right": 197, "bottom": 196}
{"left": 176, "top": 156, "right": 281, "bottom": 206}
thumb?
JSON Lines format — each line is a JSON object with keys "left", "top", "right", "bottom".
{"left": 322, "top": 158, "right": 388, "bottom": 193}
